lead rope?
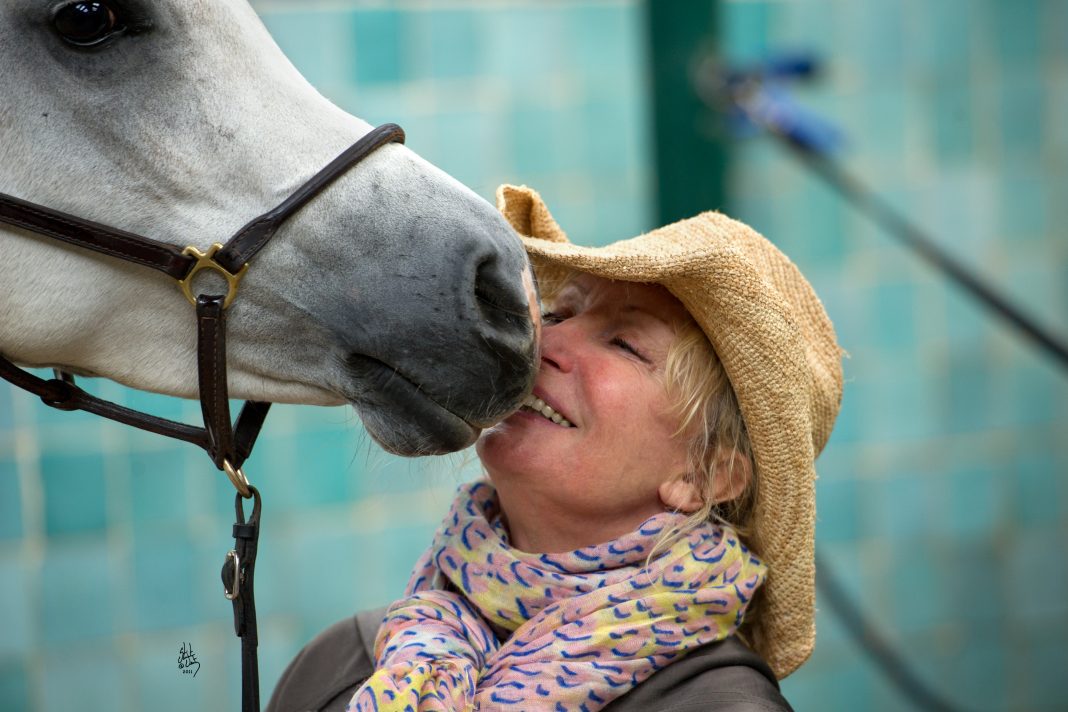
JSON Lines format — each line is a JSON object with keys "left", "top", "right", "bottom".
{"left": 223, "top": 487, "right": 262, "bottom": 712}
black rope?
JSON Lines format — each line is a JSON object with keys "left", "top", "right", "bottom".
{"left": 222, "top": 487, "right": 262, "bottom": 712}
{"left": 783, "top": 138, "right": 1004, "bottom": 712}
{"left": 816, "top": 553, "right": 969, "bottom": 712}
{"left": 771, "top": 143, "right": 1015, "bottom": 712}
{"left": 781, "top": 130, "right": 1062, "bottom": 711}
{"left": 782, "top": 138, "right": 1068, "bottom": 375}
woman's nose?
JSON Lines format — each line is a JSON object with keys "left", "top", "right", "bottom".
{"left": 539, "top": 320, "right": 578, "bottom": 373}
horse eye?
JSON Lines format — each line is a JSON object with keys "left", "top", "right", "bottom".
{"left": 53, "top": 2, "right": 123, "bottom": 47}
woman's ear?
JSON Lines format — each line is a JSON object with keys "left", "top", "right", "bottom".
{"left": 658, "top": 477, "right": 703, "bottom": 513}
{"left": 659, "top": 451, "right": 752, "bottom": 514}
{"left": 709, "top": 450, "right": 752, "bottom": 505}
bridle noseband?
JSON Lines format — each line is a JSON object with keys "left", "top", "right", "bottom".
{"left": 0, "top": 123, "right": 405, "bottom": 712}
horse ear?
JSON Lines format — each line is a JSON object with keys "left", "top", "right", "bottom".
{"left": 658, "top": 478, "right": 703, "bottom": 513}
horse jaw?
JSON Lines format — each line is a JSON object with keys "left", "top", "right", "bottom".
{"left": 0, "top": 0, "right": 537, "bottom": 450}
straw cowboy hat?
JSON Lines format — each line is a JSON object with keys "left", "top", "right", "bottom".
{"left": 496, "top": 184, "right": 844, "bottom": 679}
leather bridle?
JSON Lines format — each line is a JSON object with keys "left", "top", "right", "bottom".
{"left": 0, "top": 123, "right": 405, "bottom": 712}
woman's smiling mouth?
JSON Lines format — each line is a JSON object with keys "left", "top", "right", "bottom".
{"left": 520, "top": 394, "right": 574, "bottom": 428}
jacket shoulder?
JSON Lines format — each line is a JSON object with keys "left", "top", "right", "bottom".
{"left": 265, "top": 607, "right": 384, "bottom": 712}
{"left": 268, "top": 612, "right": 793, "bottom": 712}
{"left": 603, "top": 637, "right": 795, "bottom": 712}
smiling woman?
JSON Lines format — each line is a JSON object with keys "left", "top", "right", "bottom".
{"left": 267, "top": 184, "right": 844, "bottom": 712}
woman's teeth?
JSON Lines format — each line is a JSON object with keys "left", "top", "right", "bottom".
{"left": 522, "top": 394, "right": 573, "bottom": 428}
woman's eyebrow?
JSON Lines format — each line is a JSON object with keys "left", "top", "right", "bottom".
{"left": 618, "top": 304, "right": 673, "bottom": 329}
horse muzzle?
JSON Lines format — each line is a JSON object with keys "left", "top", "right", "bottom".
{"left": 338, "top": 254, "right": 540, "bottom": 456}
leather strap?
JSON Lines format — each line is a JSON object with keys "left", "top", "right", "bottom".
{"left": 194, "top": 296, "right": 273, "bottom": 475}
{"left": 0, "top": 123, "right": 405, "bottom": 281}
{"left": 0, "top": 354, "right": 271, "bottom": 471}
{"left": 196, "top": 295, "right": 235, "bottom": 468}
{"left": 232, "top": 400, "right": 271, "bottom": 467}
{"left": 215, "top": 123, "right": 405, "bottom": 274}
{"left": 0, "top": 192, "right": 195, "bottom": 279}
{"left": 0, "top": 355, "right": 212, "bottom": 448}
{"left": 222, "top": 488, "right": 262, "bottom": 712}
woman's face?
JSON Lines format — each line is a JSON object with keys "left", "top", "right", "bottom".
{"left": 476, "top": 274, "right": 694, "bottom": 552}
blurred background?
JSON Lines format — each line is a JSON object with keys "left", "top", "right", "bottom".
{"left": 2, "top": 0, "right": 1066, "bottom": 710}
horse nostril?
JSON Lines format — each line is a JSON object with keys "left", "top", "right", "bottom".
{"left": 473, "top": 255, "right": 530, "bottom": 332}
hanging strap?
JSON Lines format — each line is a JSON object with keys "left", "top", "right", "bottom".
{"left": 196, "top": 296, "right": 238, "bottom": 468}
{"left": 222, "top": 487, "right": 263, "bottom": 712}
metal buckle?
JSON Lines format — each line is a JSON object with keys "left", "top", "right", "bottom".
{"left": 223, "top": 549, "right": 240, "bottom": 600}
{"left": 223, "top": 459, "right": 252, "bottom": 499}
{"left": 177, "top": 243, "right": 248, "bottom": 309}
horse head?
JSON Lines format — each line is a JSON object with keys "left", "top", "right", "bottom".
{"left": 0, "top": 0, "right": 539, "bottom": 455}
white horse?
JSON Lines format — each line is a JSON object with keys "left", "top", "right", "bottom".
{"left": 0, "top": 0, "right": 538, "bottom": 455}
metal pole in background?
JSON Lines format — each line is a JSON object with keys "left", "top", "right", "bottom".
{"left": 645, "top": 0, "right": 729, "bottom": 225}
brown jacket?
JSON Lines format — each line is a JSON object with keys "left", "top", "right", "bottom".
{"left": 266, "top": 607, "right": 793, "bottom": 711}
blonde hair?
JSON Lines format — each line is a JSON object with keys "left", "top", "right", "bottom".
{"left": 661, "top": 319, "right": 756, "bottom": 545}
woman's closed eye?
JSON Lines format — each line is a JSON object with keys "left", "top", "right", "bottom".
{"left": 544, "top": 310, "right": 651, "bottom": 362}
{"left": 611, "top": 336, "right": 650, "bottom": 363}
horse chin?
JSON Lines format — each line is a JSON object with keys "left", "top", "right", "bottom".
{"left": 362, "top": 410, "right": 481, "bottom": 457}
{"left": 345, "top": 355, "right": 482, "bottom": 456}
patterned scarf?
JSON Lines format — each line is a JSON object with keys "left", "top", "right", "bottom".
{"left": 349, "top": 481, "right": 765, "bottom": 712}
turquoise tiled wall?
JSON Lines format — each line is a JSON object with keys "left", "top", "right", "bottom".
{"left": 721, "top": 1, "right": 1068, "bottom": 710}
{"left": 2, "top": 1, "right": 1066, "bottom": 711}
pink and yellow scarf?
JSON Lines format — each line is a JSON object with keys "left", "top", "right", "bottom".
{"left": 349, "top": 481, "right": 765, "bottom": 711}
